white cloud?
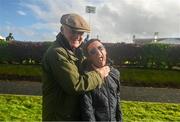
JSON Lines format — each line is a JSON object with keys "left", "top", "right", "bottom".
{"left": 16, "top": 0, "right": 180, "bottom": 42}
{"left": 17, "top": 10, "right": 26, "bottom": 16}
{"left": 0, "top": 25, "right": 56, "bottom": 42}
{"left": 31, "top": 22, "right": 59, "bottom": 30}
{"left": 93, "top": 0, "right": 180, "bottom": 41}
{"left": 22, "top": 0, "right": 86, "bottom": 22}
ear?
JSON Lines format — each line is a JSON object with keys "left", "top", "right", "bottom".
{"left": 61, "top": 26, "right": 64, "bottom": 33}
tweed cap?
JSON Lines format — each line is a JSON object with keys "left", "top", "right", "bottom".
{"left": 60, "top": 13, "right": 90, "bottom": 32}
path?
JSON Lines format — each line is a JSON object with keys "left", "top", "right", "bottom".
{"left": 0, "top": 81, "right": 179, "bottom": 103}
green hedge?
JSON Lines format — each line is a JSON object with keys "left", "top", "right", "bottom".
{"left": 106, "top": 43, "right": 180, "bottom": 69}
{"left": 0, "top": 41, "right": 180, "bottom": 69}
{"left": 0, "top": 41, "right": 51, "bottom": 64}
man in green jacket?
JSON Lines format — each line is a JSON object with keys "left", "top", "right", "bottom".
{"left": 42, "top": 13, "right": 110, "bottom": 121}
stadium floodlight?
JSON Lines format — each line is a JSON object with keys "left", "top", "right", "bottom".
{"left": 86, "top": 6, "right": 96, "bottom": 13}
{"left": 85, "top": 6, "right": 96, "bottom": 38}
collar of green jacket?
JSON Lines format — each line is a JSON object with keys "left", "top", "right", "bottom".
{"left": 56, "top": 32, "right": 73, "bottom": 52}
{"left": 56, "top": 32, "right": 85, "bottom": 61}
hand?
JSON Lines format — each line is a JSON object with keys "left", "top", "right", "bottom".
{"left": 92, "top": 65, "right": 110, "bottom": 79}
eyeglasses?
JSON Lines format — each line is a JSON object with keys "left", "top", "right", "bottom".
{"left": 66, "top": 26, "right": 84, "bottom": 36}
{"left": 88, "top": 45, "right": 105, "bottom": 56}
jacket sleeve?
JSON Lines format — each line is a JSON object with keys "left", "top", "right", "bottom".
{"left": 114, "top": 69, "right": 123, "bottom": 121}
{"left": 109, "top": 67, "right": 122, "bottom": 121}
{"left": 116, "top": 90, "right": 122, "bottom": 121}
{"left": 80, "top": 92, "right": 96, "bottom": 121}
{"left": 45, "top": 49, "right": 103, "bottom": 95}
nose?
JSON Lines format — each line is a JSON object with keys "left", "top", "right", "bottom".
{"left": 74, "top": 34, "right": 83, "bottom": 40}
{"left": 96, "top": 49, "right": 103, "bottom": 56}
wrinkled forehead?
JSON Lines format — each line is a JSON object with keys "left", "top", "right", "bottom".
{"left": 87, "top": 41, "right": 103, "bottom": 50}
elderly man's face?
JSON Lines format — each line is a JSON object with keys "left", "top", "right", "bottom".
{"left": 87, "top": 41, "right": 107, "bottom": 68}
{"left": 62, "top": 25, "right": 84, "bottom": 49}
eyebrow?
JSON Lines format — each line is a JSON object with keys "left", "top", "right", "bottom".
{"left": 88, "top": 45, "right": 105, "bottom": 55}
{"left": 66, "top": 26, "right": 84, "bottom": 35}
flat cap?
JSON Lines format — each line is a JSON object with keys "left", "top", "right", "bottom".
{"left": 60, "top": 13, "right": 90, "bottom": 32}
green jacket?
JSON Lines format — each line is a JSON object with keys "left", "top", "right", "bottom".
{"left": 42, "top": 33, "right": 103, "bottom": 121}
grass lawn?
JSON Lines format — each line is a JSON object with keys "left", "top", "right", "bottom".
{"left": 120, "top": 68, "right": 180, "bottom": 88}
{"left": 0, "top": 64, "right": 180, "bottom": 87}
{"left": 122, "top": 101, "right": 180, "bottom": 122}
{"left": 0, "top": 95, "right": 41, "bottom": 121}
{"left": 0, "top": 64, "right": 41, "bottom": 77}
{"left": 0, "top": 94, "right": 180, "bottom": 121}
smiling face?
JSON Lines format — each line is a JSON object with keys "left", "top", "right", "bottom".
{"left": 62, "top": 25, "right": 84, "bottom": 49}
{"left": 87, "top": 40, "right": 107, "bottom": 68}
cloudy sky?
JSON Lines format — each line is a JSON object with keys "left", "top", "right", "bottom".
{"left": 0, "top": 0, "right": 180, "bottom": 43}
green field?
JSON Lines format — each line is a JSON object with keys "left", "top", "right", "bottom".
{"left": 0, "top": 94, "right": 180, "bottom": 121}
{"left": 0, "top": 64, "right": 180, "bottom": 87}
{"left": 0, "top": 64, "right": 41, "bottom": 77}
{"left": 123, "top": 101, "right": 180, "bottom": 121}
{"left": 0, "top": 95, "right": 41, "bottom": 121}
{"left": 120, "top": 68, "right": 180, "bottom": 88}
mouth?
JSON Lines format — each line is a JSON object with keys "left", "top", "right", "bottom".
{"left": 98, "top": 57, "right": 104, "bottom": 62}
{"left": 70, "top": 40, "right": 81, "bottom": 48}
{"left": 96, "top": 56, "right": 106, "bottom": 67}
{"left": 71, "top": 40, "right": 81, "bottom": 45}
{"left": 72, "top": 40, "right": 79, "bottom": 44}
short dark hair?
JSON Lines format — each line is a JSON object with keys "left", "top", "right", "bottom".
{"left": 83, "top": 38, "right": 101, "bottom": 56}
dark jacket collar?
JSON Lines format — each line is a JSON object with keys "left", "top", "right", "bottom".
{"left": 56, "top": 32, "right": 73, "bottom": 51}
{"left": 56, "top": 32, "right": 85, "bottom": 60}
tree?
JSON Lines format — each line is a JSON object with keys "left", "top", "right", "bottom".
{"left": 6, "top": 33, "right": 15, "bottom": 41}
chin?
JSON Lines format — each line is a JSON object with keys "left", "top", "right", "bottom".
{"left": 96, "top": 63, "right": 105, "bottom": 68}
{"left": 71, "top": 44, "right": 80, "bottom": 48}
{"left": 101, "top": 61, "right": 106, "bottom": 66}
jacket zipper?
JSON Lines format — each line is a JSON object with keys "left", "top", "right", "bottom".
{"left": 105, "top": 77, "right": 111, "bottom": 121}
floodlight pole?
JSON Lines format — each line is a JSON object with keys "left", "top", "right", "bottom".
{"left": 86, "top": 6, "right": 96, "bottom": 38}
{"left": 89, "top": 13, "right": 93, "bottom": 38}
{"left": 89, "top": 12, "right": 91, "bottom": 34}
